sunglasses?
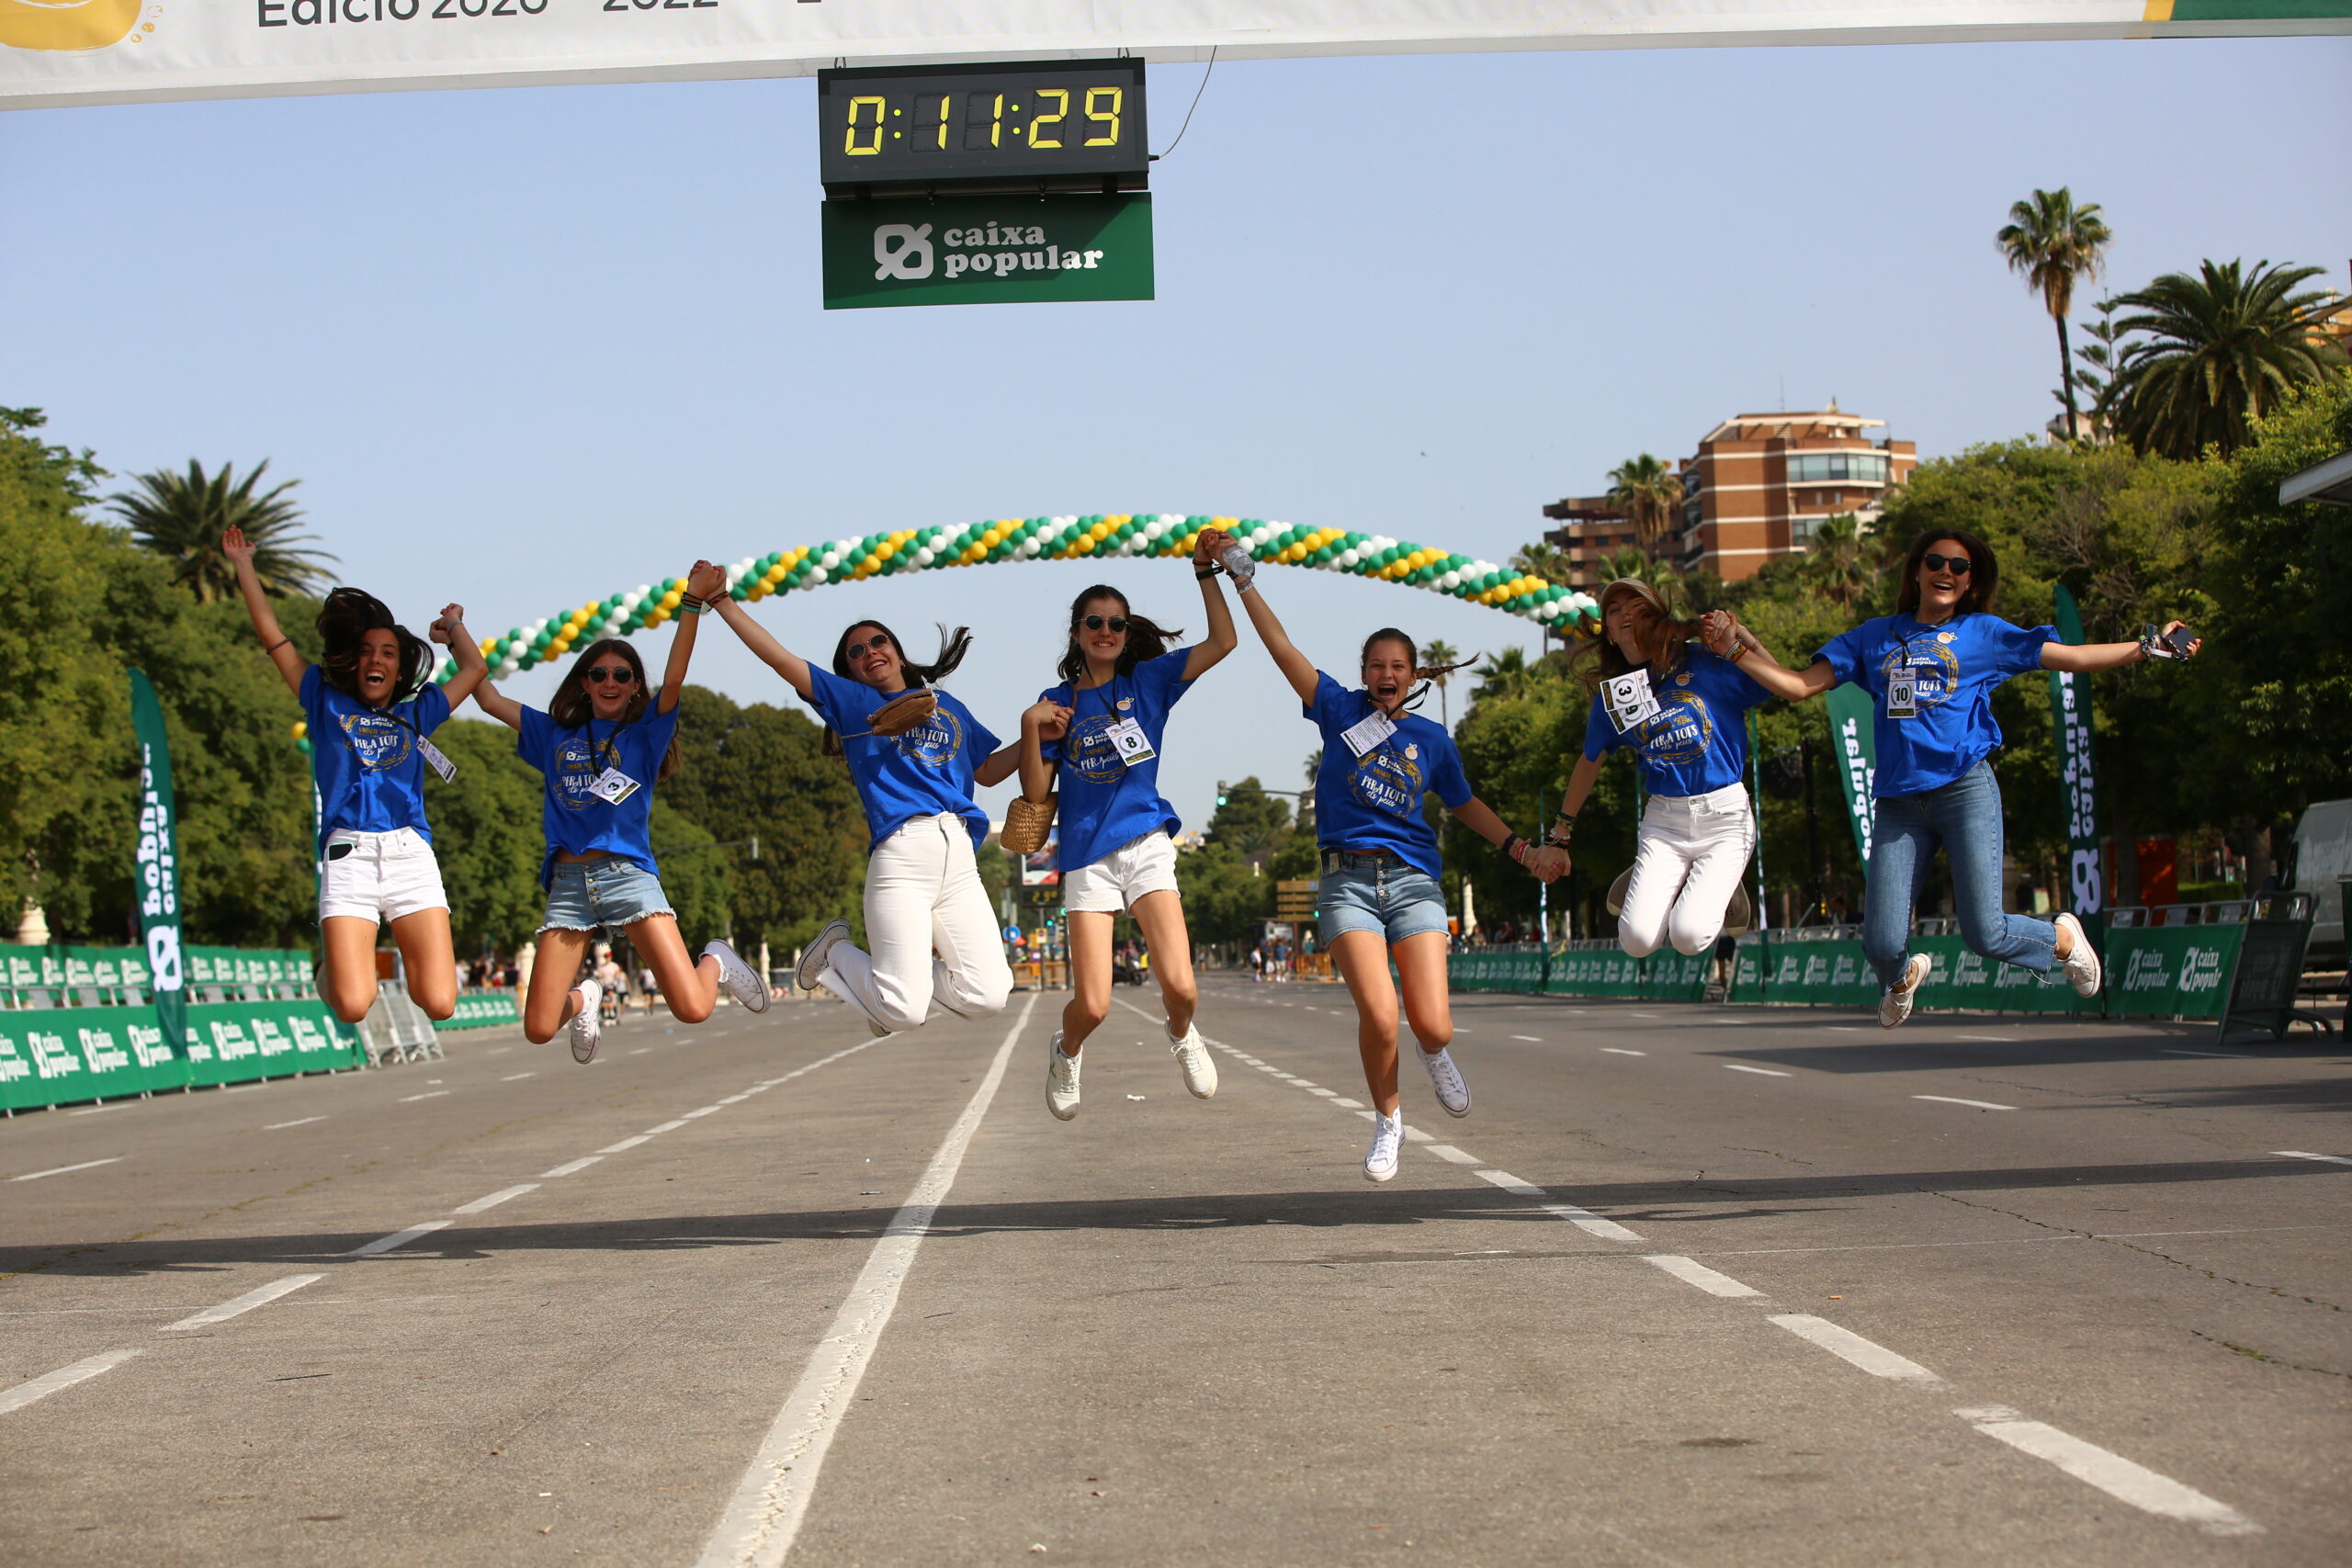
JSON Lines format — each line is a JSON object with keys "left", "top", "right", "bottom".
{"left": 582, "top": 666, "right": 638, "bottom": 685}
{"left": 843, "top": 635, "right": 894, "bottom": 659}
{"left": 1079, "top": 615, "right": 1130, "bottom": 634}
{"left": 1919, "top": 552, "right": 1973, "bottom": 576}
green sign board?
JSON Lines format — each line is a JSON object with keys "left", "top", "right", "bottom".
{"left": 821, "top": 194, "right": 1153, "bottom": 310}
{"left": 1, "top": 999, "right": 361, "bottom": 1112}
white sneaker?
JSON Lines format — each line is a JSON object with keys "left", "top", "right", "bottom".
{"left": 1046, "top": 1031, "right": 1080, "bottom": 1120}
{"left": 1170, "top": 1024, "right": 1217, "bottom": 1099}
{"left": 1878, "top": 953, "right": 1932, "bottom": 1030}
{"left": 1420, "top": 1046, "right": 1471, "bottom": 1117}
{"left": 703, "top": 939, "right": 770, "bottom": 1014}
{"left": 2054, "top": 912, "right": 2102, "bottom": 998}
{"left": 1364, "top": 1111, "right": 1403, "bottom": 1183}
{"left": 569, "top": 980, "right": 602, "bottom": 1064}
{"left": 797, "top": 919, "right": 851, "bottom": 992}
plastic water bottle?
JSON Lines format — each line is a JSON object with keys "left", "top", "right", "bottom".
{"left": 1219, "top": 541, "right": 1257, "bottom": 585}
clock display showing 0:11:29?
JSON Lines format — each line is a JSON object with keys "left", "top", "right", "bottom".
{"left": 841, "top": 87, "right": 1126, "bottom": 157}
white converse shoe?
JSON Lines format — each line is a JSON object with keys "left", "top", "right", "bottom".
{"left": 1170, "top": 1024, "right": 1217, "bottom": 1099}
{"left": 1877, "top": 953, "right": 1932, "bottom": 1030}
{"left": 1420, "top": 1046, "right": 1471, "bottom": 1117}
{"left": 2054, "top": 912, "right": 2102, "bottom": 998}
{"left": 569, "top": 980, "right": 602, "bottom": 1064}
{"left": 1364, "top": 1111, "right": 1404, "bottom": 1182}
{"left": 796, "top": 919, "right": 851, "bottom": 992}
{"left": 703, "top": 939, "right": 770, "bottom": 1013}
{"left": 1046, "top": 1031, "right": 1080, "bottom": 1121}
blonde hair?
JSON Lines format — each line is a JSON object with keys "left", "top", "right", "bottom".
{"left": 1572, "top": 578, "right": 1697, "bottom": 690}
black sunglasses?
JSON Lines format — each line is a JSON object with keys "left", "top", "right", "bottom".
{"left": 582, "top": 665, "right": 638, "bottom": 685}
{"left": 1920, "top": 551, "right": 1973, "bottom": 575}
{"left": 1079, "top": 615, "right": 1130, "bottom": 634}
{"left": 843, "top": 634, "right": 893, "bottom": 659}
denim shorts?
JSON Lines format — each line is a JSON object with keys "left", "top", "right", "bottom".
{"left": 539, "top": 857, "right": 676, "bottom": 934}
{"left": 1317, "top": 852, "right": 1449, "bottom": 943}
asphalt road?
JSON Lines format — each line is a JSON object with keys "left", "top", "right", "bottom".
{"left": 2, "top": 977, "right": 2346, "bottom": 1567}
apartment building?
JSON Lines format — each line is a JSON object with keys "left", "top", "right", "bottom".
{"left": 1537, "top": 496, "right": 1644, "bottom": 590}
{"left": 1671, "top": 405, "right": 1915, "bottom": 581}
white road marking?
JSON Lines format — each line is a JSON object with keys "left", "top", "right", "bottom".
{"left": 348, "top": 1221, "right": 452, "bottom": 1257}
{"left": 598, "top": 1135, "right": 651, "bottom": 1153}
{"left": 2275, "top": 1150, "right": 2352, "bottom": 1167}
{"left": 1724, "top": 1065, "right": 1790, "bottom": 1077}
{"left": 1476, "top": 1170, "right": 1545, "bottom": 1198}
{"left": 1957, "top": 1034, "right": 2017, "bottom": 1043}
{"left": 1511, "top": 1034, "right": 1544, "bottom": 1042}
{"left": 265, "top": 1117, "right": 326, "bottom": 1131}
{"left": 398, "top": 1090, "right": 451, "bottom": 1103}
{"left": 1955, "top": 1405, "right": 2260, "bottom": 1536}
{"left": 541, "top": 1156, "right": 603, "bottom": 1179}
{"left": 646, "top": 1118, "right": 691, "bottom": 1134}
{"left": 452, "top": 1184, "right": 539, "bottom": 1214}
{"left": 2163, "top": 1049, "right": 2252, "bottom": 1059}
{"left": 0, "top": 1349, "right": 143, "bottom": 1416}
{"left": 1544, "top": 1203, "right": 1645, "bottom": 1242}
{"left": 500, "top": 1072, "right": 537, "bottom": 1081}
{"left": 10, "top": 1158, "right": 123, "bottom": 1182}
{"left": 1402, "top": 1126, "right": 1433, "bottom": 1144}
{"left": 69, "top": 1104, "right": 119, "bottom": 1116}
{"left": 684, "top": 1107, "right": 721, "bottom": 1118}
{"left": 629, "top": 1047, "right": 653, "bottom": 1055}
{"left": 162, "top": 1274, "right": 324, "bottom": 1332}
{"left": 1826, "top": 1026, "right": 1863, "bottom": 1032}
{"left": 697, "top": 996, "right": 1037, "bottom": 1568}
{"left": 1769, "top": 1314, "right": 1940, "bottom": 1381}
{"left": 486, "top": 1046, "right": 512, "bottom": 1056}
{"left": 1306, "top": 1088, "right": 1338, "bottom": 1099}
{"left": 1423, "top": 1144, "right": 1480, "bottom": 1166}
{"left": 1913, "top": 1095, "right": 2017, "bottom": 1111}
{"left": 1332, "top": 1097, "right": 1364, "bottom": 1109}
{"left": 718, "top": 1094, "right": 752, "bottom": 1105}
{"left": 1600, "top": 1047, "right": 1646, "bottom": 1056}
{"left": 1641, "top": 1255, "right": 1762, "bottom": 1298}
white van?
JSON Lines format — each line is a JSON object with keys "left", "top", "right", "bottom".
{"left": 2292, "top": 798, "right": 2352, "bottom": 964}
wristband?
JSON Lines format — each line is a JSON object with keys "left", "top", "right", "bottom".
{"left": 1195, "top": 565, "right": 1222, "bottom": 581}
{"left": 1728, "top": 641, "right": 1750, "bottom": 663}
{"left": 678, "top": 592, "right": 709, "bottom": 615}
{"left": 262, "top": 636, "right": 291, "bottom": 654}
{"left": 1503, "top": 833, "right": 1528, "bottom": 864}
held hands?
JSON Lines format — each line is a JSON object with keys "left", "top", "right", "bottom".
{"left": 685, "top": 560, "right": 728, "bottom": 603}
{"left": 1193, "top": 526, "right": 1235, "bottom": 567}
{"left": 1523, "top": 844, "right": 1569, "bottom": 884}
{"left": 1023, "top": 698, "right": 1073, "bottom": 741}
{"left": 427, "top": 604, "right": 466, "bottom": 646}
{"left": 1699, "top": 610, "right": 1740, "bottom": 658}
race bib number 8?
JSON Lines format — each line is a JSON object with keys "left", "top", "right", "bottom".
{"left": 1105, "top": 717, "right": 1156, "bottom": 764}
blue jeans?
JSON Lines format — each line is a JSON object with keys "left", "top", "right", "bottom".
{"left": 1863, "top": 761, "right": 2055, "bottom": 991}
{"left": 539, "top": 856, "right": 675, "bottom": 934}
{"left": 1317, "top": 852, "right": 1450, "bottom": 944}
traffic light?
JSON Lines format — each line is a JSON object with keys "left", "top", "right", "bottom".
{"left": 1216, "top": 780, "right": 1228, "bottom": 807}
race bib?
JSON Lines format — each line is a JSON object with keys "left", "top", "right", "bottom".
{"left": 1104, "top": 717, "right": 1156, "bottom": 764}
{"left": 587, "top": 766, "right": 641, "bottom": 805}
{"left": 1602, "top": 671, "right": 1660, "bottom": 733}
{"left": 1340, "top": 709, "right": 1396, "bottom": 758}
{"left": 416, "top": 736, "right": 457, "bottom": 783}
{"left": 1886, "top": 672, "right": 1918, "bottom": 718}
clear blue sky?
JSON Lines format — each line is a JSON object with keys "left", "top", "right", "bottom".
{"left": 6, "top": 36, "right": 2347, "bottom": 835}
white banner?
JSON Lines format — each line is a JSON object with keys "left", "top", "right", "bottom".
{"left": 4, "top": 1, "right": 2346, "bottom": 111}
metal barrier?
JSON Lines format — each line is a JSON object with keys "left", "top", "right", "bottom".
{"left": 356, "top": 980, "right": 443, "bottom": 1067}
{"left": 2214, "top": 890, "right": 2334, "bottom": 1042}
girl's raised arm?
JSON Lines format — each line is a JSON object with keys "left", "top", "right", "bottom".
{"left": 1182, "top": 528, "right": 1242, "bottom": 682}
{"left": 1228, "top": 565, "right": 1319, "bottom": 705}
{"left": 654, "top": 564, "right": 722, "bottom": 716}
{"left": 697, "top": 559, "right": 815, "bottom": 702}
{"left": 432, "top": 604, "right": 490, "bottom": 709}
{"left": 222, "top": 526, "right": 307, "bottom": 697}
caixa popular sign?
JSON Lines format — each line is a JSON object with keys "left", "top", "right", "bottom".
{"left": 820, "top": 195, "right": 1152, "bottom": 310}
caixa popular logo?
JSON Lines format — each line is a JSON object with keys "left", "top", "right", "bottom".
{"left": 2120, "top": 948, "right": 2171, "bottom": 992}
{"left": 2178, "top": 947, "right": 2225, "bottom": 993}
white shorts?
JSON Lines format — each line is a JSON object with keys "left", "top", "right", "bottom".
{"left": 319, "top": 828, "right": 450, "bottom": 924}
{"left": 1062, "top": 829, "right": 1181, "bottom": 915}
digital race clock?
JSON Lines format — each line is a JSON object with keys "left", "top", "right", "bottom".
{"left": 818, "top": 59, "right": 1148, "bottom": 197}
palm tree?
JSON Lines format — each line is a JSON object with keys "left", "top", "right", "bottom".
{"left": 1419, "top": 639, "right": 1462, "bottom": 728}
{"left": 1605, "top": 455, "right": 1685, "bottom": 556}
{"left": 2109, "top": 259, "right": 2349, "bottom": 459}
{"left": 108, "top": 458, "right": 334, "bottom": 603}
{"left": 1804, "top": 513, "right": 1870, "bottom": 611}
{"left": 1996, "top": 187, "right": 2113, "bottom": 445}
{"left": 1508, "top": 542, "right": 1572, "bottom": 586}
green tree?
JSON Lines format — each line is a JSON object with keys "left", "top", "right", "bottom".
{"left": 648, "top": 800, "right": 733, "bottom": 950}
{"left": 1801, "top": 513, "right": 1873, "bottom": 611}
{"left": 1203, "top": 774, "right": 1293, "bottom": 865}
{"left": 1605, "top": 455, "right": 1685, "bottom": 555}
{"left": 422, "top": 717, "right": 548, "bottom": 959}
{"left": 1509, "top": 542, "right": 1572, "bottom": 586}
{"left": 2111, "top": 260, "right": 2348, "bottom": 459}
{"left": 1996, "top": 186, "right": 2112, "bottom": 444}
{"left": 107, "top": 458, "right": 334, "bottom": 604}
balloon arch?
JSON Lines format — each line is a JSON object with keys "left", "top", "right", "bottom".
{"left": 432, "top": 513, "right": 1600, "bottom": 685}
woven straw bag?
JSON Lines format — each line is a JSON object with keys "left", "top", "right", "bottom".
{"left": 1001, "top": 792, "right": 1058, "bottom": 856}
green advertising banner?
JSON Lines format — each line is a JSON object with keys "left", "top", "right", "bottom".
{"left": 1448, "top": 944, "right": 1709, "bottom": 1001}
{"left": 1824, "top": 682, "right": 1878, "bottom": 866}
{"left": 128, "top": 670, "right": 189, "bottom": 1059}
{"left": 0, "top": 999, "right": 360, "bottom": 1112}
{"left": 2101, "top": 924, "right": 2243, "bottom": 1021}
{"left": 821, "top": 195, "right": 1153, "bottom": 310}
{"left": 1732, "top": 931, "right": 2080, "bottom": 1013}
{"left": 442, "top": 992, "right": 521, "bottom": 1031}
{"left": 2049, "top": 586, "right": 2104, "bottom": 919}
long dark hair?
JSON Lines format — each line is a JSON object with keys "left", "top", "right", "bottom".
{"left": 548, "top": 637, "right": 678, "bottom": 783}
{"left": 1571, "top": 578, "right": 1700, "bottom": 691}
{"left": 317, "top": 588, "right": 432, "bottom": 705}
{"left": 1360, "top": 627, "right": 1470, "bottom": 713}
{"left": 1894, "top": 528, "right": 2000, "bottom": 618}
{"left": 822, "top": 620, "right": 973, "bottom": 756}
{"left": 1056, "top": 584, "right": 1182, "bottom": 684}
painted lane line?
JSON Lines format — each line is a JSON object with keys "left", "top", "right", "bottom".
{"left": 629, "top": 1047, "right": 653, "bottom": 1055}
{"left": 70, "top": 1104, "right": 120, "bottom": 1116}
{"left": 1544, "top": 1203, "right": 1645, "bottom": 1242}
{"left": 1957, "top": 1034, "right": 2017, "bottom": 1043}
{"left": 1641, "top": 1255, "right": 1762, "bottom": 1298}
{"left": 11, "top": 1157, "right": 123, "bottom": 1182}
{"left": 1954, "top": 1405, "right": 2260, "bottom": 1536}
{"left": 1511, "top": 1034, "right": 1544, "bottom": 1043}
{"left": 684, "top": 1107, "right": 722, "bottom": 1119}
{"left": 1423, "top": 1144, "right": 1481, "bottom": 1166}
{"left": 265, "top": 1117, "right": 326, "bottom": 1131}
{"left": 0, "top": 1349, "right": 143, "bottom": 1416}
{"left": 599, "top": 1135, "right": 652, "bottom": 1154}
{"left": 1600, "top": 1047, "right": 1647, "bottom": 1056}
{"left": 718, "top": 1094, "right": 752, "bottom": 1105}
{"left": 1724, "top": 1065, "right": 1791, "bottom": 1077}
{"left": 2164, "top": 1048, "right": 2252, "bottom": 1059}
{"left": 500, "top": 1072, "right": 537, "bottom": 1082}
{"left": 1769, "top": 1314, "right": 1940, "bottom": 1382}
{"left": 1332, "top": 1097, "right": 1365, "bottom": 1109}
{"left": 645, "top": 1119, "right": 691, "bottom": 1134}
{"left": 1476, "top": 1170, "right": 1546, "bottom": 1199}
{"left": 1913, "top": 1094, "right": 2017, "bottom": 1111}
{"left": 541, "top": 1156, "right": 603, "bottom": 1179}
{"left": 697, "top": 995, "right": 1037, "bottom": 1568}
{"left": 452, "top": 1184, "right": 540, "bottom": 1215}
{"left": 2275, "top": 1150, "right": 2352, "bottom": 1167}
{"left": 348, "top": 1221, "right": 452, "bottom": 1258}
{"left": 162, "top": 1274, "right": 324, "bottom": 1333}
{"left": 398, "top": 1090, "right": 451, "bottom": 1103}
{"left": 1306, "top": 1088, "right": 1338, "bottom": 1099}
{"left": 1402, "top": 1125, "right": 1434, "bottom": 1144}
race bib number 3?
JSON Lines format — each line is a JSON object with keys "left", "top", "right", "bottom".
{"left": 587, "top": 767, "right": 641, "bottom": 805}
{"left": 1602, "top": 671, "right": 1660, "bottom": 733}
{"left": 1340, "top": 709, "right": 1396, "bottom": 758}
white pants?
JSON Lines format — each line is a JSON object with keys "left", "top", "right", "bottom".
{"left": 822, "top": 813, "right": 1013, "bottom": 1033}
{"left": 1619, "top": 783, "right": 1754, "bottom": 958}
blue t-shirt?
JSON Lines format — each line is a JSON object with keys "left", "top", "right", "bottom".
{"left": 515, "top": 703, "right": 681, "bottom": 888}
{"left": 1580, "top": 646, "right": 1770, "bottom": 798}
{"left": 1306, "top": 673, "right": 1473, "bottom": 880}
{"left": 805, "top": 667, "right": 1002, "bottom": 852}
{"left": 301, "top": 664, "right": 452, "bottom": 844}
{"left": 1037, "top": 648, "right": 1198, "bottom": 873}
{"left": 1816, "top": 613, "right": 2056, "bottom": 797}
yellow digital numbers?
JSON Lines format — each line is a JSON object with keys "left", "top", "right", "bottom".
{"left": 933, "top": 94, "right": 950, "bottom": 151}
{"left": 1028, "top": 88, "right": 1069, "bottom": 149}
{"left": 1083, "top": 86, "right": 1122, "bottom": 147}
{"left": 844, "top": 95, "right": 886, "bottom": 156}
